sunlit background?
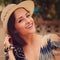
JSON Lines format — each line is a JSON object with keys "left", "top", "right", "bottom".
{"left": 0, "top": 0, "right": 60, "bottom": 60}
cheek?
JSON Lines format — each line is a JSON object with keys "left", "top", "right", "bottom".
{"left": 15, "top": 23, "right": 26, "bottom": 33}
{"left": 31, "top": 18, "right": 35, "bottom": 24}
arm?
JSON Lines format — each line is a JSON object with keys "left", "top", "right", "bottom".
{"left": 4, "top": 35, "right": 16, "bottom": 60}
{"left": 8, "top": 50, "right": 16, "bottom": 60}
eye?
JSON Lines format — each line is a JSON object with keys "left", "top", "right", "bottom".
{"left": 18, "top": 19, "right": 23, "bottom": 23}
{"left": 26, "top": 14, "right": 30, "bottom": 18}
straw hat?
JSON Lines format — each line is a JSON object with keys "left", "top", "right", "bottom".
{"left": 1, "top": 0, "right": 34, "bottom": 34}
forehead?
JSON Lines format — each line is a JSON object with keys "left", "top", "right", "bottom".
{"left": 14, "top": 8, "right": 29, "bottom": 16}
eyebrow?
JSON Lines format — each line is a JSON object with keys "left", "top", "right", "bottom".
{"left": 17, "top": 12, "right": 30, "bottom": 20}
{"left": 25, "top": 12, "right": 29, "bottom": 15}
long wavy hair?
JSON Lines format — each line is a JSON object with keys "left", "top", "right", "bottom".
{"left": 7, "top": 8, "right": 29, "bottom": 47}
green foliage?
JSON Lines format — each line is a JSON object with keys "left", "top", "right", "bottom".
{"left": 4, "top": 0, "right": 12, "bottom": 5}
{"left": 0, "top": 0, "right": 4, "bottom": 2}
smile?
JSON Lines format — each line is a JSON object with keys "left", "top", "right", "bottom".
{"left": 25, "top": 23, "right": 33, "bottom": 29}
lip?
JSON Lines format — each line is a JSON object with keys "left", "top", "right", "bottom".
{"left": 25, "top": 23, "right": 33, "bottom": 29}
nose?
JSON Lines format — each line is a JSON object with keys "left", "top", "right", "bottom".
{"left": 25, "top": 17, "right": 31, "bottom": 24}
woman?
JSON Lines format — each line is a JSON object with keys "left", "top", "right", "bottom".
{"left": 1, "top": 1, "right": 60, "bottom": 60}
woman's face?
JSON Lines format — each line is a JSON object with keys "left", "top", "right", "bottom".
{"left": 14, "top": 8, "right": 36, "bottom": 35}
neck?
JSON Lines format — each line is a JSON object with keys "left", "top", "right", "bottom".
{"left": 20, "top": 33, "right": 37, "bottom": 45}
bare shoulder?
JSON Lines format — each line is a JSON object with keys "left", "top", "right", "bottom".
{"left": 37, "top": 34, "right": 49, "bottom": 47}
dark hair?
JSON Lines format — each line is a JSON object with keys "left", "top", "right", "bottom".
{"left": 7, "top": 8, "right": 28, "bottom": 47}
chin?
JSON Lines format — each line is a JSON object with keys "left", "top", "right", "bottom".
{"left": 27, "top": 29, "right": 36, "bottom": 34}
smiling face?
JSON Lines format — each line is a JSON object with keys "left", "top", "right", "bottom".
{"left": 14, "top": 8, "right": 36, "bottom": 35}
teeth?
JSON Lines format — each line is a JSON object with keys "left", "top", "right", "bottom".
{"left": 26, "top": 23, "right": 33, "bottom": 29}
{"left": 27, "top": 25, "right": 32, "bottom": 28}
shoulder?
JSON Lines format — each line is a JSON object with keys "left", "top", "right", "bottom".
{"left": 41, "top": 33, "right": 60, "bottom": 41}
{"left": 40, "top": 33, "right": 60, "bottom": 47}
{"left": 46, "top": 33, "right": 60, "bottom": 42}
